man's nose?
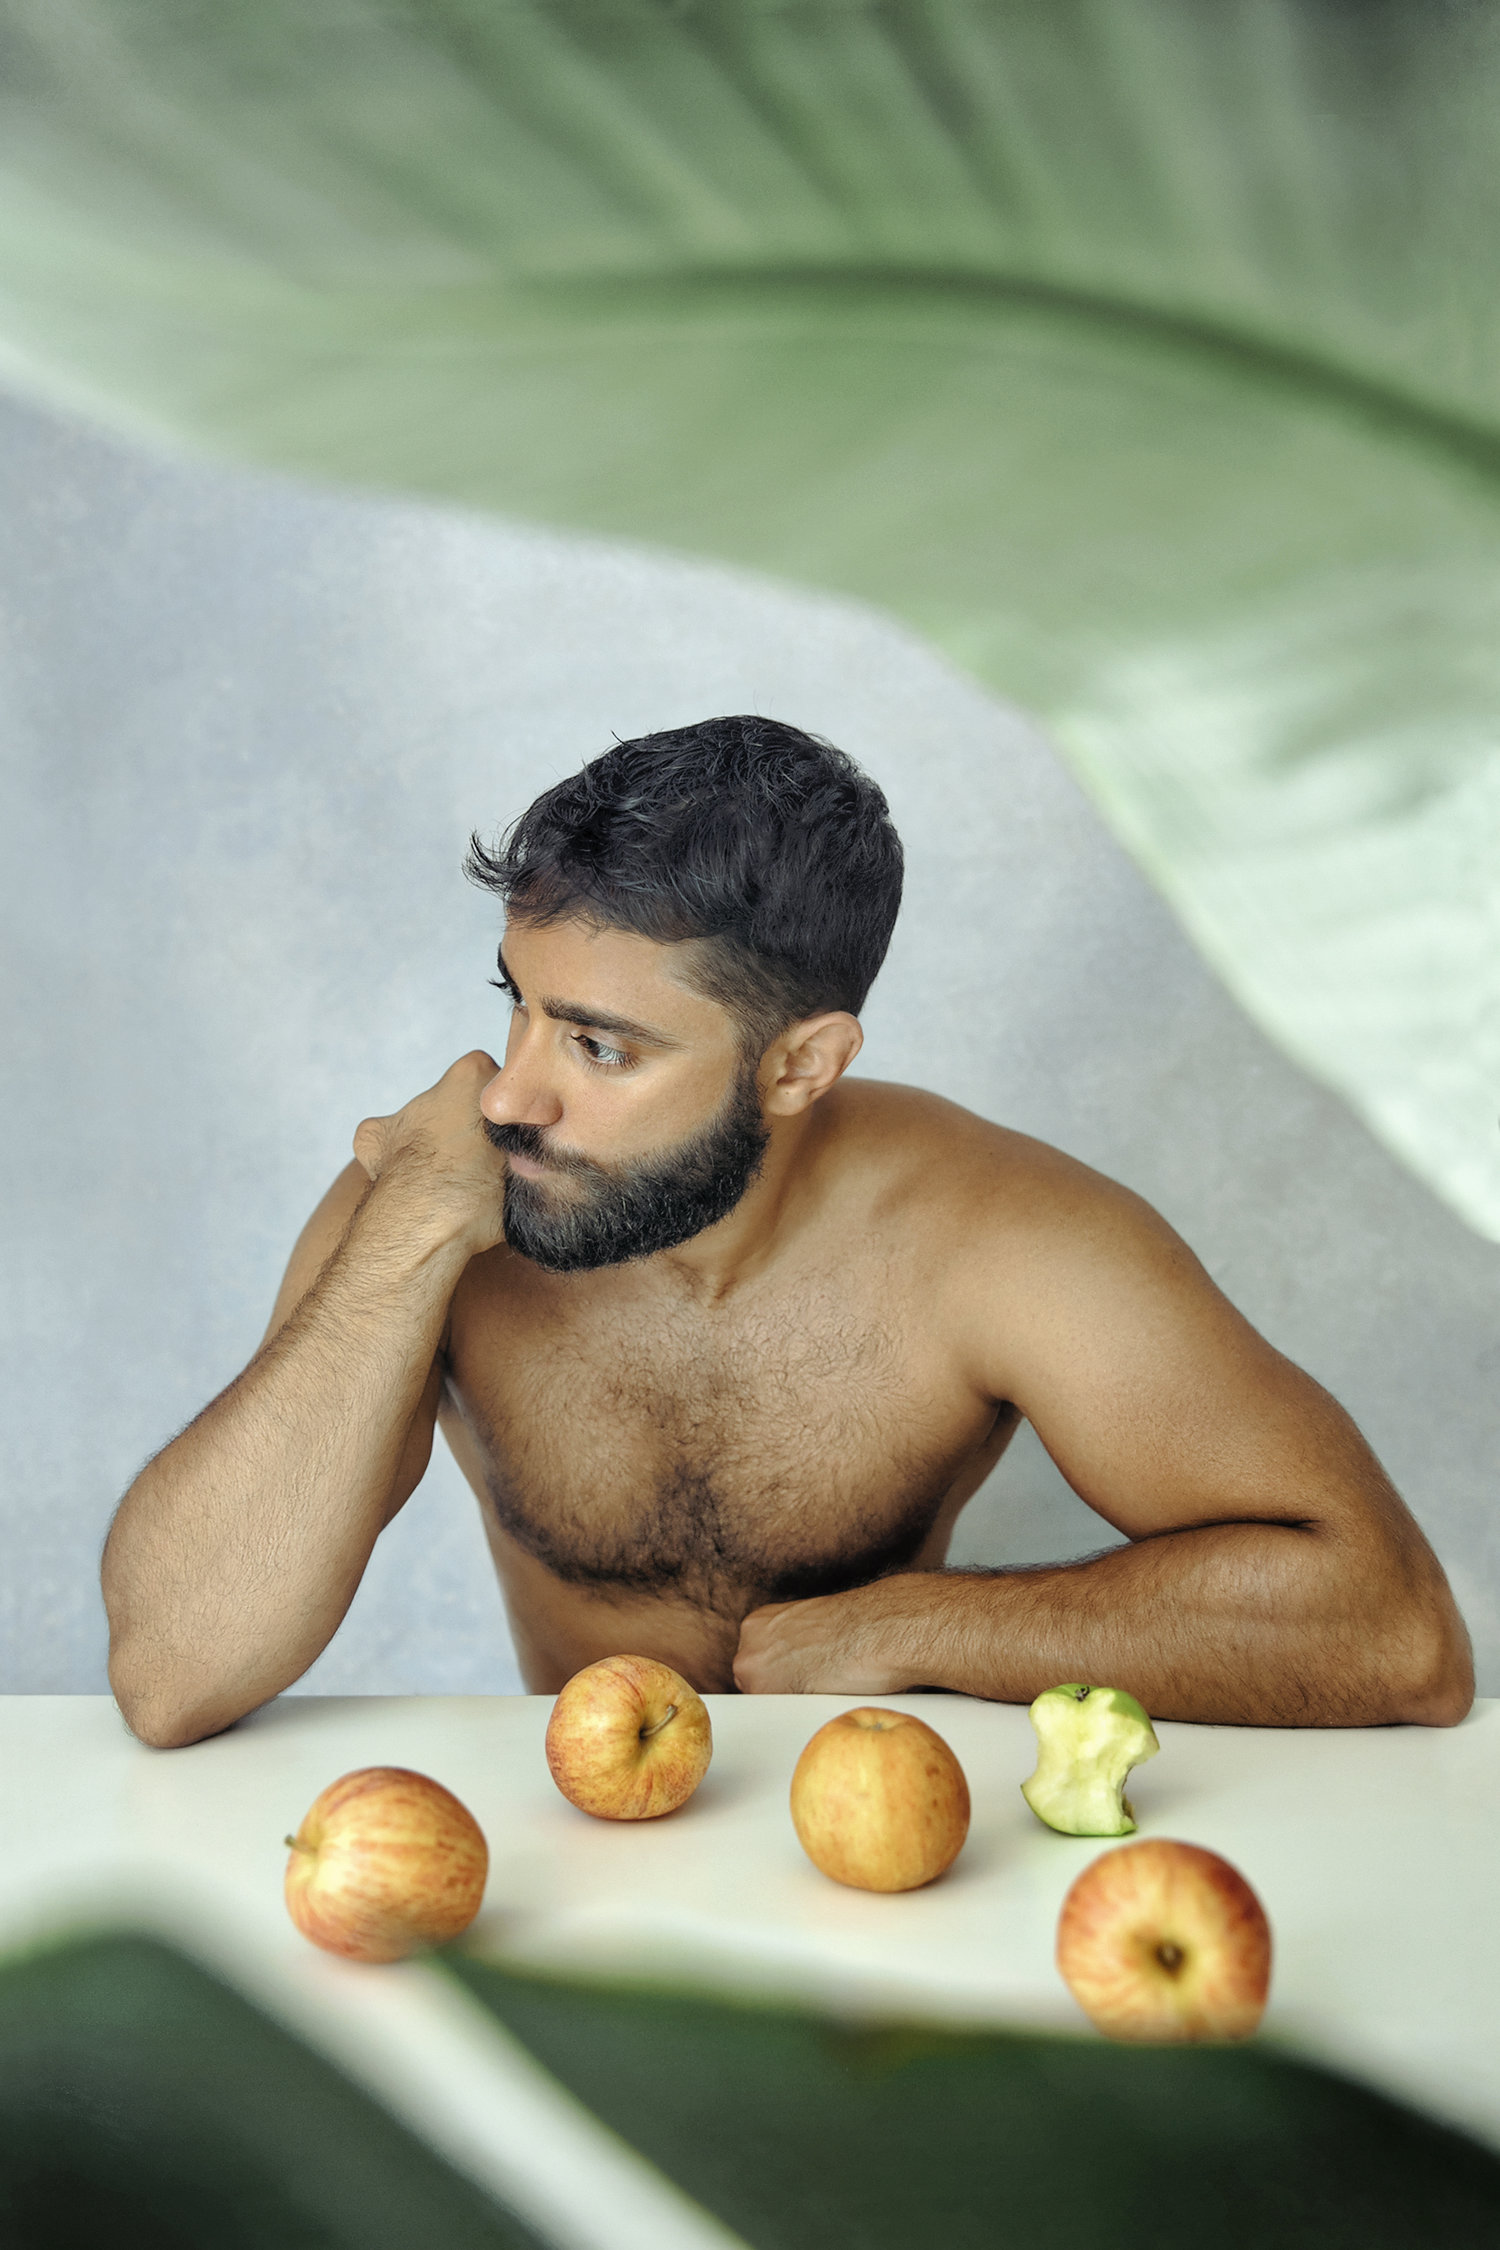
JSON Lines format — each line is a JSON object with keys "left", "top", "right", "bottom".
{"left": 478, "top": 1037, "right": 563, "bottom": 1131}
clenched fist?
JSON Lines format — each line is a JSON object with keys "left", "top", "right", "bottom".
{"left": 352, "top": 1050, "right": 509, "bottom": 1258}
{"left": 733, "top": 1584, "right": 921, "bottom": 1696}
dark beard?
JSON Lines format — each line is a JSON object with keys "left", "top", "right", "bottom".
{"left": 484, "top": 1062, "right": 771, "bottom": 1273}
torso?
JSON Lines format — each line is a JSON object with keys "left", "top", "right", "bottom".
{"left": 436, "top": 1082, "right": 1023, "bottom": 1691}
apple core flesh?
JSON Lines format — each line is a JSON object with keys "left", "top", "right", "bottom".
{"left": 545, "top": 1653, "right": 713, "bottom": 1820}
{"left": 1057, "top": 1837, "right": 1272, "bottom": 2042}
{"left": 284, "top": 1766, "right": 489, "bottom": 1963}
{"left": 1022, "top": 1683, "right": 1160, "bottom": 1836}
{"left": 790, "top": 1707, "right": 971, "bottom": 1893}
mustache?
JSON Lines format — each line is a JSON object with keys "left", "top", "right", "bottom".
{"left": 483, "top": 1117, "right": 599, "bottom": 1177}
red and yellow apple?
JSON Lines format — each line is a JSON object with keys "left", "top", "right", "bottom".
{"left": 545, "top": 1653, "right": 713, "bottom": 1819}
{"left": 284, "top": 1766, "right": 488, "bottom": 1963}
{"left": 1056, "top": 1837, "right": 1271, "bottom": 2042}
{"left": 790, "top": 1707, "right": 970, "bottom": 1893}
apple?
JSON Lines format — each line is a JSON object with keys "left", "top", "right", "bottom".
{"left": 545, "top": 1653, "right": 713, "bottom": 1819}
{"left": 284, "top": 1766, "right": 488, "bottom": 1963}
{"left": 790, "top": 1707, "right": 970, "bottom": 1893}
{"left": 1022, "top": 1682, "right": 1159, "bottom": 1836}
{"left": 1056, "top": 1837, "right": 1272, "bottom": 2042}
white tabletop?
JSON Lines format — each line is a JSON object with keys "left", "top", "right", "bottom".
{"left": 4, "top": 1692, "right": 1499, "bottom": 2242}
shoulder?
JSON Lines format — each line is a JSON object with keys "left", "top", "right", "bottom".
{"left": 823, "top": 1079, "right": 1222, "bottom": 1382}
{"left": 825, "top": 1078, "right": 1161, "bottom": 1241}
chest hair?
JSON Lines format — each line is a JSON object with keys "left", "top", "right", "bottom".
{"left": 469, "top": 1288, "right": 950, "bottom": 1612}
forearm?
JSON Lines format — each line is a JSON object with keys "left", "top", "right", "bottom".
{"left": 745, "top": 1521, "right": 1473, "bottom": 1727}
{"left": 103, "top": 1185, "right": 470, "bottom": 1744}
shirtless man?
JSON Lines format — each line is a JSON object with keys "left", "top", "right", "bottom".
{"left": 103, "top": 716, "right": 1473, "bottom": 1748}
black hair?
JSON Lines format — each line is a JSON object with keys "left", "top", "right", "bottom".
{"left": 465, "top": 715, "right": 904, "bottom": 1053}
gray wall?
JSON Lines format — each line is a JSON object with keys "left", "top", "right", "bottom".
{"left": 3, "top": 391, "right": 1495, "bottom": 1698}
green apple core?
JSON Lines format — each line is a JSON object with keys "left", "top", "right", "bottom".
{"left": 1021, "top": 1683, "right": 1161, "bottom": 1837}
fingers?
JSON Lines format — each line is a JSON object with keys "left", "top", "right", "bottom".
{"left": 351, "top": 1115, "right": 384, "bottom": 1180}
{"left": 733, "top": 1601, "right": 793, "bottom": 1694}
{"left": 354, "top": 1051, "right": 500, "bottom": 1172}
{"left": 740, "top": 1600, "right": 790, "bottom": 1628}
{"left": 732, "top": 1639, "right": 771, "bottom": 1694}
{"left": 345, "top": 1051, "right": 510, "bottom": 1253}
{"left": 444, "top": 1049, "right": 500, "bottom": 1091}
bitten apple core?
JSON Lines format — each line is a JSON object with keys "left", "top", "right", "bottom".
{"left": 1022, "top": 1683, "right": 1160, "bottom": 1836}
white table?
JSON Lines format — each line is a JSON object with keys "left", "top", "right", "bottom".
{"left": 4, "top": 1693, "right": 1498, "bottom": 2247}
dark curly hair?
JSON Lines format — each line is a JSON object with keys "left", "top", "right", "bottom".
{"left": 465, "top": 715, "right": 903, "bottom": 1054}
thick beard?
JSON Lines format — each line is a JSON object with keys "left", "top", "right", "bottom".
{"left": 484, "top": 1062, "right": 771, "bottom": 1273}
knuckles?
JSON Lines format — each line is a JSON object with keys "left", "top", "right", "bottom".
{"left": 348, "top": 1054, "right": 504, "bottom": 1206}
{"left": 351, "top": 1117, "right": 387, "bottom": 1178}
{"left": 451, "top": 1049, "right": 500, "bottom": 1086}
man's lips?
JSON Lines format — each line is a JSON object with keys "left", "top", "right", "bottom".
{"left": 492, "top": 1129, "right": 600, "bottom": 1182}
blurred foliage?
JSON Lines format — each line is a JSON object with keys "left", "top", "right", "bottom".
{"left": 451, "top": 1949, "right": 1500, "bottom": 2250}
{"left": 0, "top": 0, "right": 1494, "bottom": 1227}
{"left": 0, "top": 1931, "right": 542, "bottom": 2250}
{"left": 6, "top": 1926, "right": 1500, "bottom": 2250}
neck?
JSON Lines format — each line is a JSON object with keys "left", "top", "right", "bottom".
{"left": 644, "top": 1102, "right": 826, "bottom": 1302}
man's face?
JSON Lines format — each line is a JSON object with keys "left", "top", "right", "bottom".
{"left": 479, "top": 917, "right": 770, "bottom": 1273}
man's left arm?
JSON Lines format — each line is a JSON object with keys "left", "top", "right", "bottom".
{"left": 735, "top": 1173, "right": 1474, "bottom": 1726}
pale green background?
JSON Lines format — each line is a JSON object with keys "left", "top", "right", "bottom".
{"left": 0, "top": 0, "right": 1493, "bottom": 1233}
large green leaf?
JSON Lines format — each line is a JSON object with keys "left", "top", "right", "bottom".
{"left": 9, "top": 1929, "right": 1500, "bottom": 2250}
{"left": 0, "top": 0, "right": 1495, "bottom": 1228}
{"left": 0, "top": 1932, "right": 544, "bottom": 2249}
{"left": 449, "top": 1951, "right": 1500, "bottom": 2249}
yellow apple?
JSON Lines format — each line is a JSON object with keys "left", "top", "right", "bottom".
{"left": 790, "top": 1707, "right": 970, "bottom": 1893}
{"left": 1056, "top": 1837, "right": 1272, "bottom": 2041}
{"left": 284, "top": 1766, "right": 488, "bottom": 1963}
{"left": 545, "top": 1653, "right": 713, "bottom": 1819}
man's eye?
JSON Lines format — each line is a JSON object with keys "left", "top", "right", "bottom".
{"left": 577, "top": 1035, "right": 633, "bottom": 1070}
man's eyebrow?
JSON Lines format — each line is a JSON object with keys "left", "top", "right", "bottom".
{"left": 497, "top": 950, "right": 678, "bottom": 1048}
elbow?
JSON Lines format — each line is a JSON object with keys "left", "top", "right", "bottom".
{"left": 101, "top": 1546, "right": 204, "bottom": 1748}
{"left": 108, "top": 1641, "right": 246, "bottom": 1750}
{"left": 1376, "top": 1585, "right": 1475, "bottom": 1730}
{"left": 104, "top": 1573, "right": 260, "bottom": 1748}
{"left": 1401, "top": 1631, "right": 1474, "bottom": 1729}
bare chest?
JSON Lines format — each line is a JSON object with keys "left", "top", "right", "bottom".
{"left": 444, "top": 1272, "right": 989, "bottom": 1616}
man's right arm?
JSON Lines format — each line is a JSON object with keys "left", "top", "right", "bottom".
{"left": 102, "top": 1051, "right": 508, "bottom": 1748}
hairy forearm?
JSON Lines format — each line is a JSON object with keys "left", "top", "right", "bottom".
{"left": 745, "top": 1520, "right": 1473, "bottom": 1727}
{"left": 103, "top": 1186, "right": 470, "bottom": 1746}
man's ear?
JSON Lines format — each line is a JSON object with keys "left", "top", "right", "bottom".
{"left": 763, "top": 1012, "right": 863, "bottom": 1116}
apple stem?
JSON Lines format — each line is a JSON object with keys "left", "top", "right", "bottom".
{"left": 639, "top": 1705, "right": 677, "bottom": 1740}
{"left": 284, "top": 1834, "right": 307, "bottom": 1852}
{"left": 1156, "top": 1941, "right": 1185, "bottom": 1974}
